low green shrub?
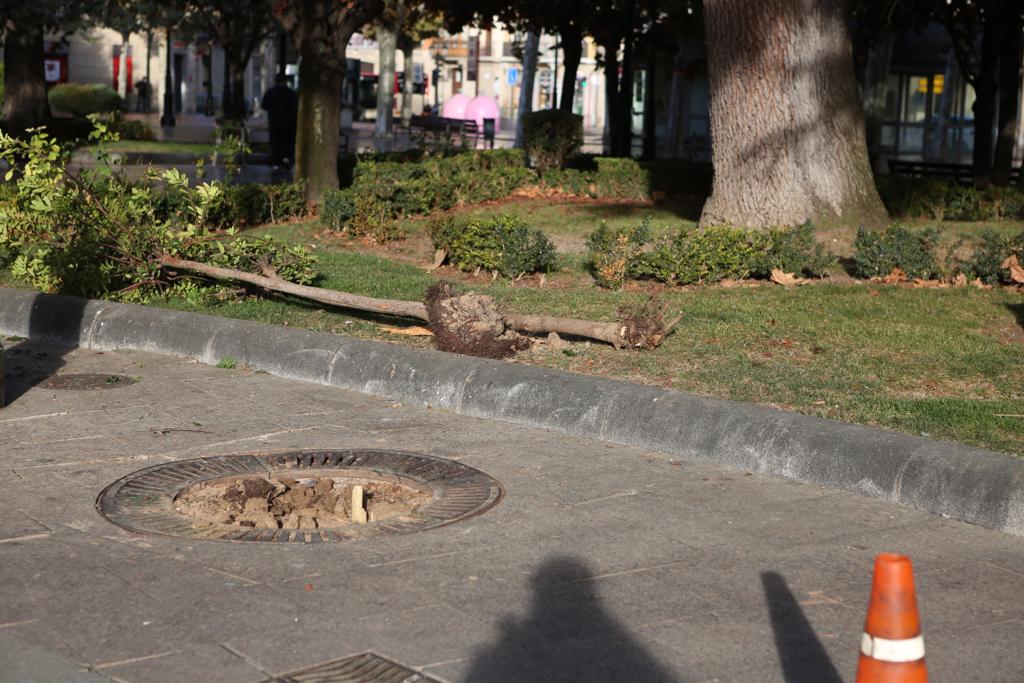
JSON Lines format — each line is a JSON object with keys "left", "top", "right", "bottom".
{"left": 48, "top": 83, "right": 123, "bottom": 117}
{"left": 544, "top": 157, "right": 650, "bottom": 200}
{"left": 431, "top": 213, "right": 557, "bottom": 278}
{"left": 966, "top": 229, "right": 1024, "bottom": 284}
{"left": 586, "top": 222, "right": 832, "bottom": 287}
{"left": 0, "top": 123, "right": 316, "bottom": 300}
{"left": 877, "top": 176, "right": 1024, "bottom": 221}
{"left": 852, "top": 224, "right": 940, "bottom": 279}
{"left": 522, "top": 109, "right": 583, "bottom": 173}
{"left": 585, "top": 221, "right": 652, "bottom": 289}
{"left": 320, "top": 188, "right": 356, "bottom": 231}
{"left": 192, "top": 181, "right": 306, "bottom": 229}
{"left": 350, "top": 149, "right": 534, "bottom": 217}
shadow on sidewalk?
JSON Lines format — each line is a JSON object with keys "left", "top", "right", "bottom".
{"left": 2, "top": 293, "right": 87, "bottom": 406}
{"left": 761, "top": 571, "right": 843, "bottom": 683}
{"left": 463, "top": 555, "right": 683, "bottom": 683}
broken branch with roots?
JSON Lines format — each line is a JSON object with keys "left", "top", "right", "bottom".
{"left": 158, "top": 256, "right": 680, "bottom": 358}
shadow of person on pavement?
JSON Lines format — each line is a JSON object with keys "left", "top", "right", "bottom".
{"left": 463, "top": 555, "right": 683, "bottom": 683}
{"left": 2, "top": 292, "right": 87, "bottom": 406}
{"left": 761, "top": 571, "right": 843, "bottom": 683}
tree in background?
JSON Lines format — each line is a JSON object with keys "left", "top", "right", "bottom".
{"left": 699, "top": 0, "right": 887, "bottom": 228}
{"left": 274, "top": 0, "right": 385, "bottom": 202}
{"left": 397, "top": 5, "right": 444, "bottom": 123}
{"left": 188, "top": 0, "right": 276, "bottom": 121}
{"left": 0, "top": 1, "right": 102, "bottom": 133}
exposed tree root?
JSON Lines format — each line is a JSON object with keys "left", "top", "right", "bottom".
{"left": 158, "top": 257, "right": 680, "bottom": 355}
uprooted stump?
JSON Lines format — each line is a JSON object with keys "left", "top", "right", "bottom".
{"left": 425, "top": 282, "right": 531, "bottom": 359}
{"left": 618, "top": 297, "right": 682, "bottom": 349}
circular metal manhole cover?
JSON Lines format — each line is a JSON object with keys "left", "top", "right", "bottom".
{"left": 41, "top": 374, "right": 138, "bottom": 390}
{"left": 96, "top": 450, "right": 503, "bottom": 543}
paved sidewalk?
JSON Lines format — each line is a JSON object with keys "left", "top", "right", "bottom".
{"left": 1, "top": 341, "right": 1022, "bottom": 682}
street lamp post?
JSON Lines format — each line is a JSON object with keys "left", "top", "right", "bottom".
{"left": 160, "top": 27, "right": 176, "bottom": 127}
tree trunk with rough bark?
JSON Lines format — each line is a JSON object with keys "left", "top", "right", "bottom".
{"left": 275, "top": 0, "right": 384, "bottom": 203}
{"left": 514, "top": 31, "right": 540, "bottom": 148}
{"left": 2, "top": 24, "right": 50, "bottom": 134}
{"left": 375, "top": 24, "right": 397, "bottom": 136}
{"left": 992, "top": 6, "right": 1022, "bottom": 187}
{"left": 295, "top": 58, "right": 344, "bottom": 202}
{"left": 699, "top": 0, "right": 887, "bottom": 229}
{"left": 558, "top": 27, "right": 583, "bottom": 113}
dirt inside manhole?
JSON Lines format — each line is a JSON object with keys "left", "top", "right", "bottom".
{"left": 174, "top": 475, "right": 431, "bottom": 530}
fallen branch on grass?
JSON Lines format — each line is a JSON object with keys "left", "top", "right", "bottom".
{"left": 158, "top": 256, "right": 680, "bottom": 355}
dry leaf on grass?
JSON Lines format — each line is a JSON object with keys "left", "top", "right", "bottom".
{"left": 912, "top": 278, "right": 947, "bottom": 288}
{"left": 427, "top": 249, "right": 447, "bottom": 271}
{"left": 770, "top": 269, "right": 808, "bottom": 287}
{"left": 971, "top": 278, "right": 993, "bottom": 290}
{"left": 1001, "top": 255, "right": 1024, "bottom": 284}
{"left": 379, "top": 325, "right": 434, "bottom": 337}
{"left": 881, "top": 267, "right": 907, "bottom": 284}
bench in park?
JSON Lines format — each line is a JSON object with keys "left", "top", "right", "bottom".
{"left": 888, "top": 160, "right": 1020, "bottom": 184}
{"left": 398, "top": 115, "right": 495, "bottom": 148}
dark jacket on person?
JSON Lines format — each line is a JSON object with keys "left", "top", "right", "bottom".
{"left": 261, "top": 85, "right": 298, "bottom": 131}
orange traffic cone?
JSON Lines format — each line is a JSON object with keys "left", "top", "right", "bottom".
{"left": 856, "top": 553, "right": 928, "bottom": 682}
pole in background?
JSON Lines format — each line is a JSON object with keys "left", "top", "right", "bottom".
{"left": 160, "top": 28, "right": 176, "bottom": 127}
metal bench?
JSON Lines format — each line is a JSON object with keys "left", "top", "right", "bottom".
{"left": 888, "top": 160, "right": 1020, "bottom": 184}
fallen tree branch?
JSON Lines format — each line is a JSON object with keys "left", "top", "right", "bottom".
{"left": 159, "top": 255, "right": 431, "bottom": 321}
{"left": 159, "top": 256, "right": 679, "bottom": 351}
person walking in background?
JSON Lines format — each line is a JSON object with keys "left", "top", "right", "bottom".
{"left": 260, "top": 75, "right": 298, "bottom": 169}
{"left": 134, "top": 77, "right": 151, "bottom": 113}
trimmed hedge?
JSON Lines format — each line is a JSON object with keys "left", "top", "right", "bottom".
{"left": 852, "top": 224, "right": 941, "bottom": 279}
{"left": 431, "top": 213, "right": 558, "bottom": 278}
{"left": 587, "top": 222, "right": 832, "bottom": 288}
{"left": 154, "top": 181, "right": 306, "bottom": 229}
{"left": 877, "top": 176, "right": 1024, "bottom": 221}
{"left": 48, "top": 84, "right": 123, "bottom": 117}
{"left": 522, "top": 109, "right": 583, "bottom": 172}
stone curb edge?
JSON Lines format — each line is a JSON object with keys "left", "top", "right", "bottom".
{"left": 2, "top": 287, "right": 1022, "bottom": 537}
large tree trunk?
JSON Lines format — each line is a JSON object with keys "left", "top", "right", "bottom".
{"left": 374, "top": 24, "right": 397, "bottom": 136}
{"left": 611, "top": 0, "right": 636, "bottom": 157}
{"left": 992, "top": 6, "right": 1022, "bottom": 187}
{"left": 972, "top": 10, "right": 999, "bottom": 185}
{"left": 2, "top": 24, "right": 50, "bottom": 134}
{"left": 514, "top": 31, "right": 540, "bottom": 148}
{"left": 558, "top": 27, "right": 583, "bottom": 113}
{"left": 699, "top": 0, "right": 887, "bottom": 229}
{"left": 601, "top": 36, "right": 621, "bottom": 155}
{"left": 295, "top": 54, "right": 344, "bottom": 202}
{"left": 401, "top": 45, "right": 414, "bottom": 123}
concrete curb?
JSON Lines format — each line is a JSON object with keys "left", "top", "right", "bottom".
{"left": 2, "top": 287, "right": 1023, "bottom": 537}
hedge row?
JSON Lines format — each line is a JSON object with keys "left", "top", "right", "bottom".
{"left": 877, "top": 176, "right": 1024, "bottom": 222}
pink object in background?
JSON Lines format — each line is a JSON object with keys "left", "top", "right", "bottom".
{"left": 441, "top": 93, "right": 471, "bottom": 120}
{"left": 465, "top": 95, "right": 501, "bottom": 133}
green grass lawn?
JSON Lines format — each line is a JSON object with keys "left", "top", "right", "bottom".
{"left": 77, "top": 140, "right": 216, "bottom": 156}
{"left": 4, "top": 199, "right": 1023, "bottom": 456}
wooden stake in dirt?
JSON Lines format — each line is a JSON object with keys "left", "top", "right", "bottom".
{"left": 350, "top": 485, "right": 367, "bottom": 525}
{"left": 158, "top": 257, "right": 680, "bottom": 353}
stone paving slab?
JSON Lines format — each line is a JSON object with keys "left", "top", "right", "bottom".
{"left": 1, "top": 341, "right": 1023, "bottom": 682}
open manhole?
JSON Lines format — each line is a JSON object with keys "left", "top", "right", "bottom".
{"left": 96, "top": 450, "right": 503, "bottom": 543}
{"left": 41, "top": 373, "right": 137, "bottom": 390}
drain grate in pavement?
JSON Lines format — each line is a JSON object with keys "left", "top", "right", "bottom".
{"left": 41, "top": 373, "right": 137, "bottom": 390}
{"left": 261, "top": 652, "right": 441, "bottom": 682}
{"left": 96, "top": 449, "right": 503, "bottom": 543}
